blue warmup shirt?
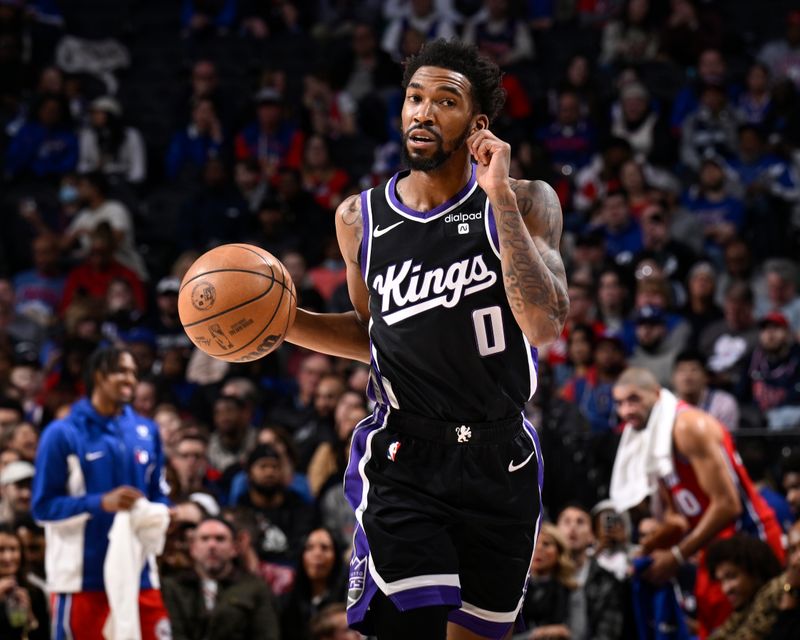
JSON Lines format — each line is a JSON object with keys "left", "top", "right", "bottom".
{"left": 31, "top": 398, "right": 170, "bottom": 593}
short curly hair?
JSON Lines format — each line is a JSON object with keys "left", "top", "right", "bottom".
{"left": 402, "top": 39, "right": 506, "bottom": 124}
{"left": 706, "top": 534, "right": 782, "bottom": 586}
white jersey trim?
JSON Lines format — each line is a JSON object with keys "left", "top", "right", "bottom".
{"left": 367, "top": 556, "right": 461, "bottom": 595}
{"left": 484, "top": 199, "right": 500, "bottom": 259}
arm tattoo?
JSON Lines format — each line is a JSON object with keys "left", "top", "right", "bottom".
{"left": 493, "top": 181, "right": 569, "bottom": 341}
{"left": 337, "top": 195, "right": 363, "bottom": 263}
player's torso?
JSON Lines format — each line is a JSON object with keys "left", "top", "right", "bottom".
{"left": 664, "top": 416, "right": 774, "bottom": 538}
{"left": 360, "top": 167, "right": 537, "bottom": 422}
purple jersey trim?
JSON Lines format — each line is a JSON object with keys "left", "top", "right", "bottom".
{"left": 391, "top": 585, "right": 461, "bottom": 611}
{"left": 531, "top": 346, "right": 539, "bottom": 377}
{"left": 387, "top": 164, "right": 476, "bottom": 219}
{"left": 488, "top": 203, "right": 500, "bottom": 251}
{"left": 359, "top": 190, "right": 370, "bottom": 279}
{"left": 449, "top": 609, "right": 515, "bottom": 639}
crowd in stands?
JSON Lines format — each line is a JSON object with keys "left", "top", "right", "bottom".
{"left": 1, "top": 0, "right": 800, "bottom": 638}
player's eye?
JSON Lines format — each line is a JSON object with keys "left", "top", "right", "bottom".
{"left": 441, "top": 99, "right": 455, "bottom": 107}
{"left": 407, "top": 94, "right": 421, "bottom": 103}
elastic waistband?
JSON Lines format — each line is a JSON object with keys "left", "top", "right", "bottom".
{"left": 386, "top": 410, "right": 522, "bottom": 444}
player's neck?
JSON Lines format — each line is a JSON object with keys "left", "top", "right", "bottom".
{"left": 399, "top": 155, "right": 473, "bottom": 212}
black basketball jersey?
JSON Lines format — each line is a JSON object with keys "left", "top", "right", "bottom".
{"left": 359, "top": 164, "right": 539, "bottom": 422}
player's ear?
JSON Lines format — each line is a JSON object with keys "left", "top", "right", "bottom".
{"left": 472, "top": 115, "right": 489, "bottom": 133}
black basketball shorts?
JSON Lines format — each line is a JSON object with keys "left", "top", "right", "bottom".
{"left": 343, "top": 406, "right": 543, "bottom": 639}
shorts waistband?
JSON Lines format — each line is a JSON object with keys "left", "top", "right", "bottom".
{"left": 386, "top": 410, "right": 522, "bottom": 444}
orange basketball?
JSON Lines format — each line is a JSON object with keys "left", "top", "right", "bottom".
{"left": 178, "top": 244, "right": 297, "bottom": 362}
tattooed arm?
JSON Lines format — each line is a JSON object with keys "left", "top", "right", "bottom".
{"left": 469, "top": 130, "right": 569, "bottom": 346}
{"left": 285, "top": 194, "right": 372, "bottom": 363}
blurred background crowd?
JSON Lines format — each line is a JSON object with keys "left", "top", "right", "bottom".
{"left": 1, "top": 0, "right": 800, "bottom": 638}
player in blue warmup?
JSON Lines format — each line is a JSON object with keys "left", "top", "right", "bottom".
{"left": 286, "top": 39, "right": 569, "bottom": 640}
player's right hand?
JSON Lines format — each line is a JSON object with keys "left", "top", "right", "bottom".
{"left": 101, "top": 486, "right": 143, "bottom": 512}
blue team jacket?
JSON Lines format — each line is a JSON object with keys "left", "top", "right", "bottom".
{"left": 31, "top": 398, "right": 170, "bottom": 593}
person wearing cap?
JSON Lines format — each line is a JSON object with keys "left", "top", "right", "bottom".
{"left": 234, "top": 87, "right": 304, "bottom": 180}
{"left": 161, "top": 517, "right": 279, "bottom": 640}
{"left": 31, "top": 346, "right": 171, "bottom": 640}
{"left": 77, "top": 95, "right": 146, "bottom": 184}
{"left": 758, "top": 9, "right": 800, "bottom": 90}
{"left": 147, "top": 277, "right": 193, "bottom": 352}
{"left": 590, "top": 500, "right": 634, "bottom": 582}
{"left": 743, "top": 312, "right": 800, "bottom": 430}
{"left": 629, "top": 305, "right": 684, "bottom": 387}
{"left": 0, "top": 461, "right": 35, "bottom": 526}
{"left": 611, "top": 82, "right": 674, "bottom": 166}
{"left": 236, "top": 444, "right": 315, "bottom": 579}
{"left": 672, "top": 349, "right": 739, "bottom": 430}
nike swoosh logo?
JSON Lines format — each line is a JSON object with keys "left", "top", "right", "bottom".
{"left": 373, "top": 221, "right": 404, "bottom": 238}
{"left": 508, "top": 450, "right": 536, "bottom": 473}
{"left": 86, "top": 451, "right": 105, "bottom": 461}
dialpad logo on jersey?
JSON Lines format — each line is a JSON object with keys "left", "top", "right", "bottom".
{"left": 347, "top": 556, "right": 367, "bottom": 607}
{"left": 444, "top": 211, "right": 482, "bottom": 237}
{"left": 387, "top": 441, "right": 401, "bottom": 461}
{"left": 372, "top": 254, "right": 497, "bottom": 325}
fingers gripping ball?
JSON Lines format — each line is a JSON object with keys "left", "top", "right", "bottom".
{"left": 178, "top": 244, "right": 297, "bottom": 362}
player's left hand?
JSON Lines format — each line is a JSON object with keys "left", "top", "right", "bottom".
{"left": 643, "top": 548, "right": 680, "bottom": 585}
{"left": 468, "top": 129, "right": 511, "bottom": 197}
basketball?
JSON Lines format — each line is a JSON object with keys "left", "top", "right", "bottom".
{"left": 178, "top": 244, "right": 297, "bottom": 362}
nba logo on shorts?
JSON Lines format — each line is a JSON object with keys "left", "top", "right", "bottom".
{"left": 458, "top": 223, "right": 469, "bottom": 235}
{"left": 387, "top": 441, "right": 401, "bottom": 461}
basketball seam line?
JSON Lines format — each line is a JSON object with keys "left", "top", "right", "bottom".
{"left": 229, "top": 244, "right": 297, "bottom": 303}
{"left": 179, "top": 268, "right": 276, "bottom": 293}
{"left": 182, "top": 285, "right": 275, "bottom": 328}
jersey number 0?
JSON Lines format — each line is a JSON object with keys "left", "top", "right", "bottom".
{"left": 472, "top": 306, "right": 507, "bottom": 357}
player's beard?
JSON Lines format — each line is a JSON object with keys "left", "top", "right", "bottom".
{"left": 401, "top": 123, "right": 471, "bottom": 172}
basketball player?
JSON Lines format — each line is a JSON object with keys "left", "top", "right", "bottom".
{"left": 286, "top": 39, "right": 569, "bottom": 640}
{"left": 611, "top": 367, "right": 784, "bottom": 638}
{"left": 31, "top": 347, "right": 171, "bottom": 640}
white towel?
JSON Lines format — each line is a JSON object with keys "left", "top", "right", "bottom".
{"left": 610, "top": 389, "right": 679, "bottom": 513}
{"left": 103, "top": 498, "right": 170, "bottom": 640}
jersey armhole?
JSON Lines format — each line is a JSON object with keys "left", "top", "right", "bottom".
{"left": 484, "top": 200, "right": 500, "bottom": 259}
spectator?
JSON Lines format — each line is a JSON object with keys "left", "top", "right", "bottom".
{"left": 682, "top": 261, "right": 723, "bottom": 349}
{"left": 166, "top": 98, "right": 226, "bottom": 182}
{"left": 671, "top": 48, "right": 730, "bottom": 131}
{"left": 600, "top": 0, "right": 659, "bottom": 67}
{"left": 147, "top": 277, "right": 193, "bottom": 353}
{"left": 634, "top": 203, "right": 697, "bottom": 287}
{"left": 301, "top": 135, "right": 351, "bottom": 212}
{"left": 706, "top": 534, "right": 783, "bottom": 639}
{"left": 180, "top": 0, "right": 237, "bottom": 39}
{"left": 744, "top": 312, "right": 800, "bottom": 430}
{"left": 177, "top": 158, "right": 248, "bottom": 252}
{"left": 208, "top": 394, "right": 256, "bottom": 474}
{"left": 309, "top": 602, "right": 360, "bottom": 640}
{"left": 681, "top": 157, "right": 745, "bottom": 260}
{"left": 574, "top": 137, "right": 633, "bottom": 214}
{"left": 536, "top": 90, "right": 597, "bottom": 178}
{"left": 556, "top": 504, "right": 624, "bottom": 640}
{"left": 62, "top": 171, "right": 147, "bottom": 280}
{"left": 610, "top": 82, "right": 674, "bottom": 167}
{"left": 14, "top": 516, "right": 47, "bottom": 595}
{"left": 168, "top": 431, "right": 221, "bottom": 506}
{"left": 31, "top": 346, "right": 171, "bottom": 640}
{"left": 281, "top": 527, "right": 347, "bottom": 640}
{"left": 174, "top": 60, "right": 231, "bottom": 131}
{"left": 246, "top": 198, "right": 301, "bottom": 260}
{"left": 553, "top": 323, "right": 595, "bottom": 391}
{"left": 236, "top": 444, "right": 315, "bottom": 576}
{"left": 0, "top": 461, "right": 34, "bottom": 526}
{"left": 0, "top": 523, "right": 49, "bottom": 640}
{"left": 590, "top": 500, "right": 634, "bottom": 581}
{"left": 233, "top": 158, "right": 268, "bottom": 214}
{"left": 597, "top": 190, "right": 643, "bottom": 264}
{"left": 658, "top": 0, "right": 723, "bottom": 68}
{"left": 618, "top": 160, "right": 656, "bottom": 220}
{"left": 3, "top": 422, "right": 38, "bottom": 463}
{"left": 235, "top": 89, "right": 304, "bottom": 182}
{"left": 629, "top": 305, "right": 684, "bottom": 387}
{"left": 516, "top": 522, "right": 576, "bottom": 640}
{"left": 764, "top": 520, "right": 800, "bottom": 639}
{"left": 757, "top": 9, "right": 800, "bottom": 90}
{"left": 162, "top": 517, "right": 280, "bottom": 640}
{"left": 757, "top": 259, "right": 800, "bottom": 334}
{"left": 783, "top": 453, "right": 800, "bottom": 518}
{"left": 77, "top": 96, "right": 146, "bottom": 184}
{"left": 735, "top": 63, "right": 773, "bottom": 127}
{"left": 266, "top": 353, "right": 332, "bottom": 431}
{"left": 596, "top": 266, "right": 629, "bottom": 333}
{"left": 380, "top": 0, "right": 457, "bottom": 63}
{"left": 740, "top": 445, "right": 795, "bottom": 534}
{"left": 11, "top": 234, "right": 65, "bottom": 328}
{"left": 341, "top": 20, "right": 402, "bottom": 103}
{"left": 560, "top": 331, "right": 626, "bottom": 433}
{"left": 5, "top": 93, "right": 77, "bottom": 180}
{"left": 292, "top": 374, "right": 345, "bottom": 473}
{"left": 60, "top": 224, "right": 147, "bottom": 315}
{"left": 672, "top": 349, "right": 739, "bottom": 430}
{"left": 461, "top": 0, "right": 535, "bottom": 68}
{"left": 301, "top": 73, "right": 357, "bottom": 140}
{"left": 680, "top": 82, "right": 739, "bottom": 171}
{"left": 715, "top": 239, "right": 754, "bottom": 307}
